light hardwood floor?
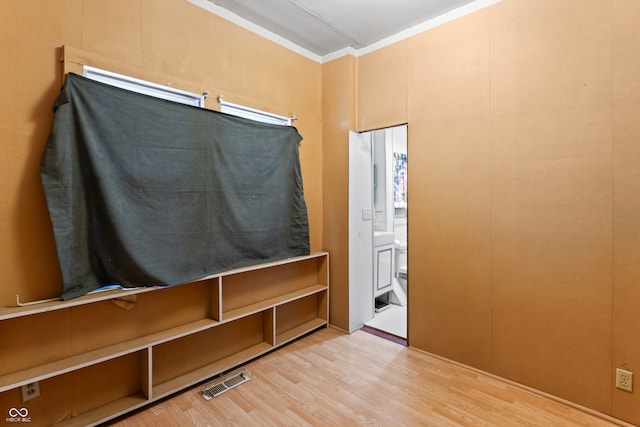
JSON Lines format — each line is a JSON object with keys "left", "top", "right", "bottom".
{"left": 107, "top": 327, "right": 626, "bottom": 426}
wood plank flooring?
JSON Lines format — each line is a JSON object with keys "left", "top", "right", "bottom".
{"left": 106, "top": 327, "right": 626, "bottom": 426}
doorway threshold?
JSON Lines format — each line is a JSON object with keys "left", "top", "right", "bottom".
{"left": 360, "top": 325, "right": 407, "bottom": 346}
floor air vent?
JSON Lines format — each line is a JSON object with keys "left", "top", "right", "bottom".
{"left": 200, "top": 370, "right": 250, "bottom": 400}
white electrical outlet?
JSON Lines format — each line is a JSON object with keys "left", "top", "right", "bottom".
{"left": 616, "top": 368, "right": 633, "bottom": 392}
{"left": 21, "top": 382, "right": 40, "bottom": 402}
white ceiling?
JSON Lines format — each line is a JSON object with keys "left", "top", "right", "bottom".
{"left": 204, "top": 0, "right": 486, "bottom": 58}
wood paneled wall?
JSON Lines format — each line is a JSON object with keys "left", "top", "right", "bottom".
{"left": 0, "top": 0, "right": 323, "bottom": 307}
{"left": 357, "top": 41, "right": 408, "bottom": 131}
{"left": 490, "top": 0, "right": 612, "bottom": 412}
{"left": 354, "top": 0, "right": 640, "bottom": 423}
{"left": 407, "top": 8, "right": 493, "bottom": 372}
{"left": 4, "top": 0, "right": 640, "bottom": 424}
{"left": 612, "top": 0, "right": 640, "bottom": 423}
{"left": 321, "top": 56, "right": 356, "bottom": 331}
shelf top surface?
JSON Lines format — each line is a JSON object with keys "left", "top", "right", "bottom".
{"left": 0, "top": 252, "right": 328, "bottom": 321}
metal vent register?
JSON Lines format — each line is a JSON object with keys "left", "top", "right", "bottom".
{"left": 200, "top": 370, "right": 250, "bottom": 400}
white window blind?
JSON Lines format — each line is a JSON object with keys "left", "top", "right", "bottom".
{"left": 82, "top": 66, "right": 206, "bottom": 108}
{"left": 218, "top": 96, "right": 292, "bottom": 126}
{"left": 81, "top": 66, "right": 293, "bottom": 126}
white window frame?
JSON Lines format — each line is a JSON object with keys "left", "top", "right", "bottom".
{"left": 82, "top": 66, "right": 293, "bottom": 126}
{"left": 218, "top": 96, "right": 292, "bottom": 126}
{"left": 82, "top": 65, "right": 206, "bottom": 108}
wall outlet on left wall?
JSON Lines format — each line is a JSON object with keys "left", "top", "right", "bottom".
{"left": 21, "top": 382, "right": 40, "bottom": 402}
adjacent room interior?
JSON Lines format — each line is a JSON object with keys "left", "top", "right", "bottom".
{"left": 2, "top": 0, "right": 640, "bottom": 425}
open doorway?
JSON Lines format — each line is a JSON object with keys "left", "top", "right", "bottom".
{"left": 348, "top": 125, "right": 408, "bottom": 340}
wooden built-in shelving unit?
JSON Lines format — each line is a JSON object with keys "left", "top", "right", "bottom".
{"left": 0, "top": 252, "right": 328, "bottom": 426}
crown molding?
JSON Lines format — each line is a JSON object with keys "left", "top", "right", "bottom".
{"left": 190, "top": 0, "right": 503, "bottom": 64}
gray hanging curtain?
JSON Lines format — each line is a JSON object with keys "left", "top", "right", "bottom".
{"left": 41, "top": 73, "right": 309, "bottom": 300}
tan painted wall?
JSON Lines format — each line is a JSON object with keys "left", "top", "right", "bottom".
{"left": 355, "top": 0, "right": 640, "bottom": 423}
{"left": 612, "top": 0, "right": 640, "bottom": 423}
{"left": 4, "top": 0, "right": 640, "bottom": 424}
{"left": 357, "top": 40, "right": 408, "bottom": 131}
{"left": 0, "top": 0, "right": 323, "bottom": 308}
{"left": 321, "top": 56, "right": 356, "bottom": 331}
{"left": 407, "top": 8, "right": 493, "bottom": 372}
